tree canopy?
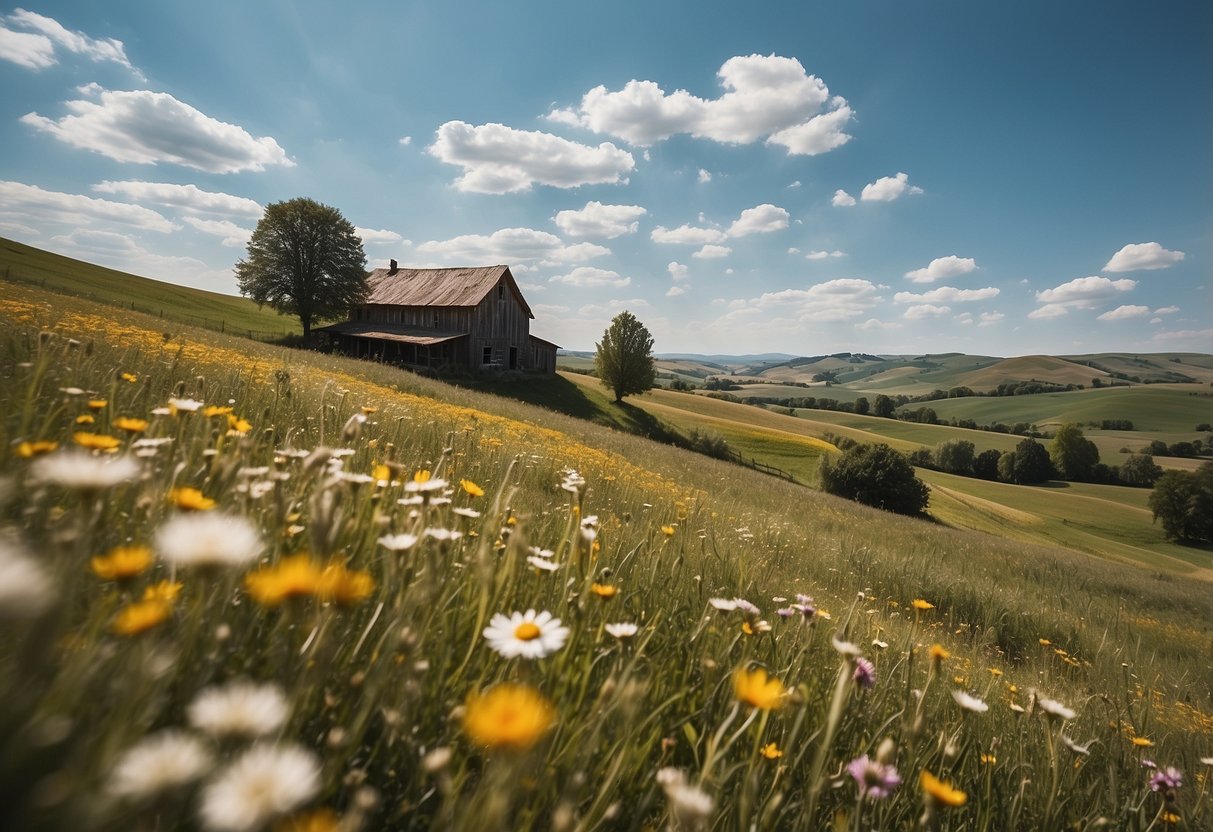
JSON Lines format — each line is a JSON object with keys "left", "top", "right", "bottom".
{"left": 820, "top": 443, "right": 929, "bottom": 516}
{"left": 1149, "top": 463, "right": 1213, "bottom": 544}
{"left": 595, "top": 311, "right": 656, "bottom": 403}
{"left": 1049, "top": 424, "right": 1100, "bottom": 481}
{"left": 235, "top": 198, "right": 368, "bottom": 342}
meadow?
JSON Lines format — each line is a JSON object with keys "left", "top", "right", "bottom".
{"left": 1, "top": 281, "right": 1211, "bottom": 831}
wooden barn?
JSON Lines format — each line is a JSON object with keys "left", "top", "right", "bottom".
{"left": 316, "top": 262, "right": 559, "bottom": 373}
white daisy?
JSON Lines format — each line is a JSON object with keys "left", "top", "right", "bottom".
{"left": 0, "top": 538, "right": 53, "bottom": 620}
{"left": 155, "top": 513, "right": 262, "bottom": 569}
{"left": 188, "top": 680, "right": 289, "bottom": 739}
{"left": 656, "top": 767, "right": 714, "bottom": 827}
{"left": 378, "top": 533, "right": 418, "bottom": 551}
{"left": 424, "top": 527, "right": 462, "bottom": 542}
{"left": 605, "top": 622, "right": 639, "bottom": 639}
{"left": 483, "top": 609, "right": 569, "bottom": 659}
{"left": 1037, "top": 696, "right": 1077, "bottom": 722}
{"left": 110, "top": 731, "right": 213, "bottom": 800}
{"left": 31, "top": 450, "right": 139, "bottom": 490}
{"left": 198, "top": 744, "right": 320, "bottom": 832}
{"left": 951, "top": 690, "right": 989, "bottom": 714}
{"left": 708, "top": 598, "right": 738, "bottom": 611}
{"left": 527, "top": 555, "right": 561, "bottom": 572}
{"left": 168, "top": 397, "right": 205, "bottom": 412}
{"left": 404, "top": 477, "right": 448, "bottom": 494}
{"left": 452, "top": 507, "right": 481, "bottom": 519}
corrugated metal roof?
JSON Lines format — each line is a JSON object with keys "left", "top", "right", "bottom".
{"left": 364, "top": 266, "right": 533, "bottom": 318}
{"left": 315, "top": 321, "right": 468, "bottom": 346}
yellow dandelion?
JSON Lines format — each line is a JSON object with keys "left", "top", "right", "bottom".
{"left": 988, "top": 667, "right": 1003, "bottom": 677}
{"left": 980, "top": 754, "right": 996, "bottom": 765}
{"left": 275, "top": 808, "right": 340, "bottom": 832}
{"left": 169, "top": 487, "right": 216, "bottom": 511}
{"left": 15, "top": 440, "right": 58, "bottom": 458}
{"left": 316, "top": 562, "right": 375, "bottom": 606}
{"left": 413, "top": 469, "right": 431, "bottom": 483}
{"left": 372, "top": 464, "right": 393, "bottom": 484}
{"left": 245, "top": 555, "right": 322, "bottom": 607}
{"left": 460, "top": 478, "right": 485, "bottom": 497}
{"left": 87, "top": 399, "right": 107, "bottom": 411}
{"left": 929, "top": 644, "right": 951, "bottom": 665}
{"left": 920, "top": 770, "right": 967, "bottom": 807}
{"left": 112, "top": 599, "right": 172, "bottom": 636}
{"left": 75, "top": 414, "right": 95, "bottom": 425}
{"left": 113, "top": 416, "right": 149, "bottom": 433}
{"left": 733, "top": 666, "right": 786, "bottom": 710}
{"left": 1039, "top": 638, "right": 1052, "bottom": 646}
{"left": 91, "top": 545, "right": 153, "bottom": 581}
{"left": 912, "top": 598, "right": 935, "bottom": 611}
{"left": 463, "top": 684, "right": 555, "bottom": 750}
{"left": 120, "top": 372, "right": 138, "bottom": 383}
{"left": 203, "top": 405, "right": 234, "bottom": 418}
{"left": 1131, "top": 737, "right": 1154, "bottom": 748}
{"left": 590, "top": 583, "right": 618, "bottom": 599}
{"left": 761, "top": 743, "right": 782, "bottom": 759}
{"left": 661, "top": 524, "right": 676, "bottom": 537}
{"left": 1160, "top": 811, "right": 1181, "bottom": 825}
{"left": 226, "top": 414, "right": 252, "bottom": 434}
{"left": 143, "top": 580, "right": 183, "bottom": 603}
{"left": 73, "top": 432, "right": 121, "bottom": 450}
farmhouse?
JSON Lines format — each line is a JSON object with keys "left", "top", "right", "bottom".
{"left": 317, "top": 261, "right": 559, "bottom": 373}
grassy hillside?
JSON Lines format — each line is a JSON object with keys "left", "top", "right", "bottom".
{"left": 0, "top": 235, "right": 300, "bottom": 338}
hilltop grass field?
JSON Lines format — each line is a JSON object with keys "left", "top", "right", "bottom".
{"left": 1, "top": 279, "right": 1211, "bottom": 831}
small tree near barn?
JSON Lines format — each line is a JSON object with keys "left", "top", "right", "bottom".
{"left": 595, "top": 311, "right": 656, "bottom": 403}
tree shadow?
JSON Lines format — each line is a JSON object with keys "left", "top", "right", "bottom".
{"left": 467, "top": 374, "right": 611, "bottom": 422}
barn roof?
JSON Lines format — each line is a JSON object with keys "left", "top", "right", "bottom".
{"left": 364, "top": 265, "right": 533, "bottom": 318}
{"left": 315, "top": 321, "right": 467, "bottom": 346}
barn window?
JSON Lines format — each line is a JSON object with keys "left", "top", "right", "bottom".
{"left": 498, "top": 284, "right": 504, "bottom": 301}
{"left": 482, "top": 346, "right": 492, "bottom": 365}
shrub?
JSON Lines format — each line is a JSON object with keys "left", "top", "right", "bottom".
{"left": 1149, "top": 463, "right": 1213, "bottom": 544}
{"left": 819, "top": 443, "right": 929, "bottom": 516}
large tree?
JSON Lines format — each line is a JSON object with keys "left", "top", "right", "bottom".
{"left": 595, "top": 311, "right": 656, "bottom": 403}
{"left": 1049, "top": 423, "right": 1100, "bottom": 481}
{"left": 820, "top": 443, "right": 929, "bottom": 516}
{"left": 1149, "top": 463, "right": 1213, "bottom": 544}
{"left": 235, "top": 198, "right": 368, "bottom": 343}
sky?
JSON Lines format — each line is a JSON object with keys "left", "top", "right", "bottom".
{"left": 1, "top": 1, "right": 1210, "bottom": 356}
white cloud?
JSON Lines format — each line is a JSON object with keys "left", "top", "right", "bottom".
{"left": 860, "top": 172, "right": 922, "bottom": 202}
{"left": 832, "top": 189, "right": 856, "bottom": 207}
{"left": 0, "top": 180, "right": 175, "bottom": 232}
{"left": 806, "top": 249, "right": 845, "bottom": 260}
{"left": 1103, "top": 242, "right": 1184, "bottom": 272}
{"left": 1154, "top": 306, "right": 1180, "bottom": 314}
{"left": 903, "top": 304, "right": 950, "bottom": 320}
{"left": 1035, "top": 275, "right": 1137, "bottom": 308}
{"left": 667, "top": 261, "right": 689, "bottom": 281}
{"left": 697, "top": 168, "right": 712, "bottom": 183}
{"left": 650, "top": 224, "right": 726, "bottom": 245}
{"left": 978, "top": 311, "right": 1005, "bottom": 326}
{"left": 856, "top": 318, "right": 900, "bottom": 331}
{"left": 1149, "top": 317, "right": 1162, "bottom": 325}
{"left": 954, "top": 312, "right": 974, "bottom": 325}
{"left": 1028, "top": 304, "right": 1069, "bottom": 320}
{"left": 693, "top": 244, "right": 732, "bottom": 259}
{"left": 787, "top": 247, "right": 800, "bottom": 255}
{"left": 787, "top": 180, "right": 801, "bottom": 189}
{"left": 549, "top": 267, "right": 631, "bottom": 288}
{"left": 428, "top": 121, "right": 634, "bottom": 193}
{"left": 399, "top": 135, "right": 412, "bottom": 145}
{"left": 92, "top": 180, "right": 263, "bottom": 217}
{"left": 22, "top": 89, "right": 292, "bottom": 174}
{"left": 1096, "top": 304, "right": 1151, "bottom": 321}
{"left": 721, "top": 278, "right": 882, "bottom": 324}
{"left": 416, "top": 227, "right": 607, "bottom": 265}
{"left": 666, "top": 285, "right": 687, "bottom": 297}
{"left": 894, "top": 286, "right": 1000, "bottom": 304}
{"left": 355, "top": 227, "right": 406, "bottom": 246}
{"left": 46, "top": 228, "right": 229, "bottom": 289}
{"left": 532, "top": 303, "right": 569, "bottom": 316}
{"left": 0, "top": 9, "right": 137, "bottom": 73}
{"left": 727, "top": 203, "right": 789, "bottom": 237}
{"left": 181, "top": 216, "right": 251, "bottom": 247}
{"left": 552, "top": 201, "right": 646, "bottom": 238}
{"left": 904, "top": 255, "right": 977, "bottom": 283}
{"left": 547, "top": 53, "right": 853, "bottom": 154}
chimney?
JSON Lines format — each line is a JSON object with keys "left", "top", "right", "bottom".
{"left": 389, "top": 259, "right": 398, "bottom": 275}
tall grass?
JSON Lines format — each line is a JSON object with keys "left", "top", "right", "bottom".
{"left": 1, "top": 284, "right": 1210, "bottom": 831}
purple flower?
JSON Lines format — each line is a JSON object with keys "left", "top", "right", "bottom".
{"left": 1150, "top": 766, "right": 1184, "bottom": 792}
{"left": 852, "top": 657, "right": 877, "bottom": 689}
{"left": 847, "top": 755, "right": 901, "bottom": 800}
{"left": 776, "top": 607, "right": 796, "bottom": 619}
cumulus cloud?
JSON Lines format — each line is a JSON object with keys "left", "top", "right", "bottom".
{"left": 787, "top": 180, "right": 801, "bottom": 189}
{"left": 46, "top": 228, "right": 229, "bottom": 289}
{"left": 416, "top": 227, "right": 608, "bottom": 265}
{"left": 666, "top": 285, "right": 687, "bottom": 297}
{"left": 355, "top": 227, "right": 406, "bottom": 246}
{"left": 697, "top": 168, "right": 712, "bottom": 183}
{"left": 860, "top": 172, "right": 922, "bottom": 202}
{"left": 1028, "top": 304, "right": 1069, "bottom": 320}
{"left": 650, "top": 224, "right": 726, "bottom": 245}
{"left": 693, "top": 244, "right": 732, "bottom": 259}
{"left": 92, "top": 180, "right": 263, "bottom": 216}
{"left": 894, "top": 286, "right": 1000, "bottom": 304}
{"left": 806, "top": 249, "right": 845, "bottom": 260}
{"left": 549, "top": 267, "right": 631, "bottom": 288}
{"left": 831, "top": 189, "right": 856, "bottom": 207}
{"left": 978, "top": 311, "right": 1005, "bottom": 326}
{"left": 1034, "top": 275, "right": 1137, "bottom": 308}
{"left": 727, "top": 203, "right": 789, "bottom": 237}
{"left": 0, "top": 9, "right": 138, "bottom": 73}
{"left": 552, "top": 201, "right": 646, "bottom": 238}
{"left": 904, "top": 255, "right": 977, "bottom": 283}
{"left": 856, "top": 318, "right": 901, "bottom": 331}
{"left": 667, "top": 262, "right": 689, "bottom": 281}
{"left": 547, "top": 54, "right": 853, "bottom": 155}
{"left": 728, "top": 279, "right": 881, "bottom": 323}
{"left": 428, "top": 121, "right": 634, "bottom": 193}
{"left": 181, "top": 216, "right": 251, "bottom": 247}
{"left": 22, "top": 89, "right": 292, "bottom": 174}
{"left": 1096, "top": 304, "right": 1151, "bottom": 321}
{"left": 1103, "top": 241, "right": 1185, "bottom": 272}
{"left": 1154, "top": 306, "right": 1180, "bottom": 315}
{"left": 903, "top": 304, "right": 950, "bottom": 320}
{"left": 0, "top": 180, "right": 175, "bottom": 232}
{"left": 399, "top": 135, "right": 412, "bottom": 145}
{"left": 1153, "top": 328, "right": 1213, "bottom": 344}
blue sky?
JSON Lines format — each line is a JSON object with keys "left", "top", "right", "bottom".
{"left": 1, "top": 1, "right": 1209, "bottom": 355}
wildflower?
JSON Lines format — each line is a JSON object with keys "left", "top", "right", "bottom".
{"left": 72, "top": 432, "right": 123, "bottom": 451}
{"left": 0, "top": 539, "right": 54, "bottom": 619}
{"left": 848, "top": 755, "right": 902, "bottom": 800}
{"left": 872, "top": 639, "right": 889, "bottom": 650}
{"left": 761, "top": 743, "right": 782, "bottom": 760}
{"left": 316, "top": 561, "right": 374, "bottom": 605}
{"left": 15, "top": 440, "right": 57, "bottom": 458}
{"left": 483, "top": 609, "right": 570, "bottom": 659}
{"left": 920, "top": 770, "right": 967, "bottom": 807}
{"left": 980, "top": 754, "right": 996, "bottom": 765}
{"left": 605, "top": 622, "right": 639, "bottom": 639}
{"left": 741, "top": 619, "right": 772, "bottom": 635}
{"left": 406, "top": 475, "right": 448, "bottom": 494}
{"left": 245, "top": 555, "right": 322, "bottom": 607}
{"left": 112, "top": 598, "right": 172, "bottom": 636}
{"left": 929, "top": 644, "right": 950, "bottom": 666}
{"left": 170, "top": 487, "right": 216, "bottom": 511}
{"left": 733, "top": 666, "right": 786, "bottom": 710}
{"left": 378, "top": 533, "right": 418, "bottom": 551}
{"left": 951, "top": 690, "right": 989, "bottom": 714}
{"left": 32, "top": 449, "right": 139, "bottom": 490}
{"left": 661, "top": 525, "right": 675, "bottom": 536}
{"left": 227, "top": 415, "right": 252, "bottom": 434}
{"left": 113, "top": 416, "right": 149, "bottom": 433}
{"left": 143, "top": 580, "right": 183, "bottom": 603}
{"left": 198, "top": 744, "right": 321, "bottom": 832}
{"left": 912, "top": 599, "right": 935, "bottom": 611}
{"left": 188, "top": 680, "right": 290, "bottom": 739}
{"left": 853, "top": 657, "right": 877, "bottom": 689}
{"left": 452, "top": 507, "right": 480, "bottom": 519}
{"left": 204, "top": 406, "right": 234, "bottom": 418}
{"left": 110, "top": 731, "right": 213, "bottom": 800}
{"left": 423, "top": 527, "right": 463, "bottom": 542}
{"left": 708, "top": 597, "right": 738, "bottom": 611}
{"left": 463, "top": 683, "right": 555, "bottom": 750}
{"left": 460, "top": 478, "right": 484, "bottom": 497}
{"left": 75, "top": 414, "right": 95, "bottom": 425}
{"left": 88, "top": 399, "right": 107, "bottom": 410}
{"left": 832, "top": 634, "right": 863, "bottom": 656}
{"left": 156, "top": 513, "right": 262, "bottom": 570}
{"left": 527, "top": 555, "right": 560, "bottom": 572}
{"left": 1160, "top": 812, "right": 1181, "bottom": 825}
{"left": 1037, "top": 696, "right": 1077, "bottom": 722}
{"left": 91, "top": 545, "right": 153, "bottom": 581}
{"left": 121, "top": 372, "right": 138, "bottom": 383}
{"left": 591, "top": 582, "right": 618, "bottom": 599}
{"left": 988, "top": 667, "right": 1003, "bottom": 677}
{"left": 656, "top": 768, "right": 715, "bottom": 829}
{"left": 169, "top": 398, "right": 205, "bottom": 413}
{"left": 1149, "top": 767, "right": 1184, "bottom": 793}
{"left": 1132, "top": 737, "right": 1154, "bottom": 748}
{"left": 1061, "top": 735, "right": 1094, "bottom": 755}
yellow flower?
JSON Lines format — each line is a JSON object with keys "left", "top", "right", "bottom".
{"left": 15, "top": 440, "right": 58, "bottom": 458}
{"left": 73, "top": 432, "right": 121, "bottom": 450}
{"left": 413, "top": 469, "right": 431, "bottom": 483}
{"left": 87, "top": 399, "right": 107, "bottom": 411}
{"left": 113, "top": 416, "right": 149, "bottom": 433}
{"left": 91, "top": 545, "right": 152, "bottom": 581}
{"left": 1131, "top": 737, "right": 1154, "bottom": 748}
{"left": 75, "top": 414, "right": 95, "bottom": 425}
{"left": 1160, "top": 811, "right": 1181, "bottom": 825}
{"left": 170, "top": 487, "right": 216, "bottom": 511}
{"left": 120, "top": 372, "right": 138, "bottom": 383}
{"left": 733, "top": 666, "right": 786, "bottom": 710}
{"left": 245, "top": 555, "right": 322, "bottom": 607}
{"left": 275, "top": 808, "right": 340, "bottom": 832}
{"left": 112, "top": 599, "right": 172, "bottom": 636}
{"left": 227, "top": 414, "right": 252, "bottom": 434}
{"left": 929, "top": 644, "right": 951, "bottom": 665}
{"left": 590, "top": 583, "right": 618, "bottom": 599}
{"left": 460, "top": 478, "right": 484, "bottom": 497}
{"left": 920, "top": 770, "right": 967, "bottom": 807}
{"left": 761, "top": 742, "right": 782, "bottom": 759}
{"left": 316, "top": 562, "right": 375, "bottom": 606}
{"left": 203, "top": 406, "right": 234, "bottom": 418}
{"left": 988, "top": 667, "right": 1003, "bottom": 677}
{"left": 143, "top": 580, "right": 183, "bottom": 603}
{"left": 661, "top": 524, "right": 676, "bottom": 537}
{"left": 372, "top": 464, "right": 393, "bottom": 484}
{"left": 463, "top": 684, "right": 555, "bottom": 750}
{"left": 912, "top": 598, "right": 935, "bottom": 611}
{"left": 980, "top": 754, "right": 996, "bottom": 765}
{"left": 1039, "top": 638, "right": 1052, "bottom": 646}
